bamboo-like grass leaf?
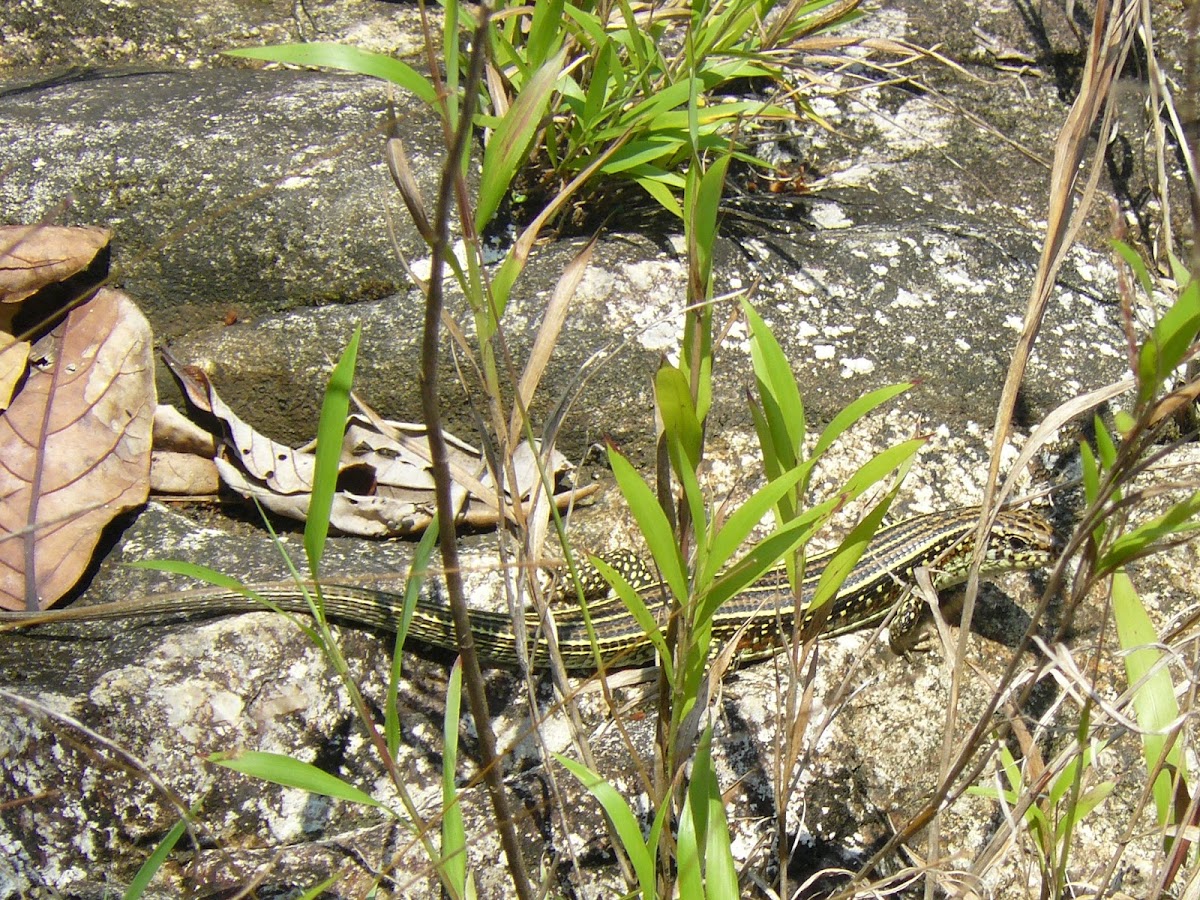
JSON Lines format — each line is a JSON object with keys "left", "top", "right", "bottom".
{"left": 701, "top": 777, "right": 737, "bottom": 897}
{"left": 130, "top": 559, "right": 322, "bottom": 643}
{"left": 688, "top": 725, "right": 738, "bottom": 898}
{"left": 294, "top": 877, "right": 341, "bottom": 900}
{"left": 556, "top": 756, "right": 656, "bottom": 899}
{"left": 1112, "top": 570, "right": 1186, "bottom": 827}
{"left": 808, "top": 473, "right": 907, "bottom": 612}
{"left": 129, "top": 558, "right": 249, "bottom": 590}
{"left": 656, "top": 364, "right": 703, "bottom": 471}
{"left": 1134, "top": 264, "right": 1200, "bottom": 405}
{"left": 600, "top": 138, "right": 689, "bottom": 174}
{"left": 442, "top": 0, "right": 460, "bottom": 129}
{"left": 811, "top": 381, "right": 913, "bottom": 460}
{"left": 306, "top": 328, "right": 360, "bottom": 577}
{"left": 676, "top": 777, "right": 703, "bottom": 898}
{"left": 743, "top": 300, "right": 805, "bottom": 470}
{"left": 608, "top": 446, "right": 687, "bottom": 601}
{"left": 225, "top": 43, "right": 437, "bottom": 105}
{"left": 442, "top": 658, "right": 469, "bottom": 898}
{"left": 656, "top": 366, "right": 710, "bottom": 590}
{"left": 699, "top": 501, "right": 837, "bottom": 627}
{"left": 686, "top": 152, "right": 731, "bottom": 312}
{"left": 525, "top": 0, "right": 566, "bottom": 69}
{"left": 699, "top": 437, "right": 924, "bottom": 625}
{"left": 209, "top": 750, "right": 393, "bottom": 812}
{"left": 387, "top": 516, "right": 441, "bottom": 755}
{"left": 582, "top": 39, "right": 617, "bottom": 125}
{"left": 702, "top": 461, "right": 813, "bottom": 584}
{"left": 1098, "top": 493, "right": 1200, "bottom": 576}
{"left": 476, "top": 47, "right": 568, "bottom": 231}
{"left": 590, "top": 555, "right": 674, "bottom": 679}
{"left": 1079, "top": 438, "right": 1101, "bottom": 509}
{"left": 634, "top": 174, "right": 685, "bottom": 218}
{"left": 124, "top": 810, "right": 194, "bottom": 900}
{"left": 1094, "top": 414, "right": 1118, "bottom": 469}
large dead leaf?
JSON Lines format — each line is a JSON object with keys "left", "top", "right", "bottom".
{"left": 0, "top": 224, "right": 111, "bottom": 306}
{"left": 164, "top": 354, "right": 595, "bottom": 537}
{"left": 0, "top": 225, "right": 111, "bottom": 410}
{"left": 0, "top": 288, "right": 155, "bottom": 610}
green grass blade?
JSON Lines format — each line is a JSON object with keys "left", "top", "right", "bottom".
{"left": 1098, "top": 493, "right": 1200, "bottom": 575}
{"left": 134, "top": 557, "right": 322, "bottom": 644}
{"left": 305, "top": 328, "right": 360, "bottom": 577}
{"left": 1094, "top": 415, "right": 1117, "bottom": 469}
{"left": 747, "top": 396, "right": 788, "bottom": 492}
{"left": 442, "top": 658, "right": 468, "bottom": 897}
{"left": 808, "top": 480, "right": 903, "bottom": 611}
{"left": 590, "top": 555, "right": 674, "bottom": 679}
{"left": 441, "top": 0, "right": 460, "bottom": 129}
{"left": 656, "top": 363, "right": 703, "bottom": 469}
{"left": 690, "top": 725, "right": 738, "bottom": 898}
{"left": 1112, "top": 240, "right": 1156, "bottom": 307}
{"left": 295, "top": 876, "right": 340, "bottom": 900}
{"left": 618, "top": 79, "right": 695, "bottom": 128}
{"left": 812, "top": 381, "right": 913, "bottom": 459}
{"left": 387, "top": 516, "right": 441, "bottom": 755}
{"left": 688, "top": 151, "right": 731, "bottom": 305}
{"left": 563, "top": 3, "right": 608, "bottom": 48}
{"left": 209, "top": 750, "right": 392, "bottom": 812}
{"left": 225, "top": 43, "right": 437, "bottom": 105}
{"left": 701, "top": 783, "right": 737, "bottom": 896}
{"left": 608, "top": 445, "right": 687, "bottom": 600}
{"left": 476, "top": 47, "right": 567, "bottom": 230}
{"left": 556, "top": 755, "right": 656, "bottom": 899}
{"left": 703, "top": 460, "right": 813, "bottom": 582}
{"left": 124, "top": 809, "right": 194, "bottom": 900}
{"left": 676, "top": 779, "right": 703, "bottom": 897}
{"left": 839, "top": 437, "right": 925, "bottom": 498}
{"left": 526, "top": 0, "right": 566, "bottom": 68}
{"left": 634, "top": 174, "right": 684, "bottom": 217}
{"left": 599, "top": 138, "right": 689, "bottom": 174}
{"left": 1137, "top": 273, "right": 1200, "bottom": 404}
{"left": 699, "top": 500, "right": 835, "bottom": 626}
{"left": 743, "top": 299, "right": 804, "bottom": 470}
{"left": 1079, "top": 440, "right": 1101, "bottom": 509}
{"left": 1112, "top": 570, "right": 1184, "bottom": 826}
{"left": 582, "top": 39, "right": 616, "bottom": 125}
{"left": 700, "top": 437, "right": 922, "bottom": 624}
{"left": 129, "top": 559, "right": 249, "bottom": 590}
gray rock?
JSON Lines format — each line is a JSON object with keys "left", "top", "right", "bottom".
{"left": 0, "top": 65, "right": 448, "bottom": 405}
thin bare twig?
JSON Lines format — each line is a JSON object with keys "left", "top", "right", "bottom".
{"left": 417, "top": 3, "right": 535, "bottom": 896}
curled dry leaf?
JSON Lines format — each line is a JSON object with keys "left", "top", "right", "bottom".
{"left": 150, "top": 451, "right": 220, "bottom": 495}
{"left": 0, "top": 288, "right": 155, "bottom": 611}
{"left": 152, "top": 403, "right": 216, "bottom": 456}
{"left": 0, "top": 224, "right": 111, "bottom": 305}
{"left": 163, "top": 353, "right": 596, "bottom": 537}
{"left": 0, "top": 336, "right": 30, "bottom": 410}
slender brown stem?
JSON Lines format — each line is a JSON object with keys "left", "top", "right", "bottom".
{"left": 418, "top": 7, "right": 534, "bottom": 898}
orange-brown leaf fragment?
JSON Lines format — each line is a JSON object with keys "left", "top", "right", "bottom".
{"left": 0, "top": 288, "right": 155, "bottom": 610}
{"left": 0, "top": 224, "right": 112, "bottom": 305}
{"left": 0, "top": 335, "right": 30, "bottom": 410}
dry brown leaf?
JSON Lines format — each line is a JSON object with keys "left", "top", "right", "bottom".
{"left": 152, "top": 403, "right": 216, "bottom": 456}
{"left": 0, "top": 225, "right": 112, "bottom": 305}
{"left": 167, "top": 356, "right": 318, "bottom": 495}
{"left": 150, "top": 450, "right": 220, "bottom": 495}
{"left": 0, "top": 335, "right": 30, "bottom": 410}
{"left": 0, "top": 288, "right": 155, "bottom": 610}
{"left": 163, "top": 353, "right": 588, "bottom": 536}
